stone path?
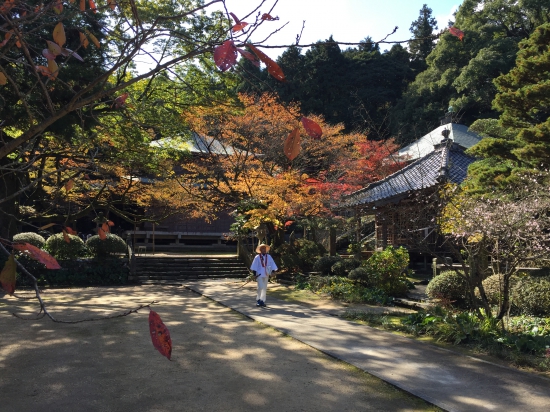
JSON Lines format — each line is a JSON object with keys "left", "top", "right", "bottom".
{"left": 186, "top": 279, "right": 550, "bottom": 412}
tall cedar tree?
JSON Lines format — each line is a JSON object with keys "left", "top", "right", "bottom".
{"left": 408, "top": 4, "right": 438, "bottom": 72}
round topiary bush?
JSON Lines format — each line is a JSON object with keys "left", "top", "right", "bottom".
{"left": 86, "top": 234, "right": 127, "bottom": 257}
{"left": 44, "top": 233, "right": 88, "bottom": 260}
{"left": 426, "top": 270, "right": 469, "bottom": 303}
{"left": 513, "top": 276, "right": 550, "bottom": 316}
{"left": 12, "top": 232, "right": 46, "bottom": 248}
{"left": 477, "top": 274, "right": 519, "bottom": 305}
{"left": 313, "top": 255, "right": 342, "bottom": 276}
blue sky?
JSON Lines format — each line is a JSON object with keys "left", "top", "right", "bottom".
{"left": 214, "top": 0, "right": 463, "bottom": 58}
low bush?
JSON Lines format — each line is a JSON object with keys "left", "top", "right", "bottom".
{"left": 513, "top": 276, "right": 550, "bottom": 317}
{"left": 273, "top": 239, "right": 326, "bottom": 273}
{"left": 348, "top": 267, "right": 380, "bottom": 288}
{"left": 12, "top": 232, "right": 46, "bottom": 248}
{"left": 426, "top": 270, "right": 469, "bottom": 304}
{"left": 362, "top": 246, "right": 411, "bottom": 297}
{"left": 86, "top": 234, "right": 127, "bottom": 257}
{"left": 309, "top": 275, "right": 391, "bottom": 305}
{"left": 478, "top": 274, "right": 519, "bottom": 306}
{"left": 331, "top": 258, "right": 361, "bottom": 277}
{"left": 295, "top": 239, "right": 326, "bottom": 270}
{"left": 44, "top": 233, "right": 88, "bottom": 260}
{"left": 313, "top": 256, "right": 342, "bottom": 275}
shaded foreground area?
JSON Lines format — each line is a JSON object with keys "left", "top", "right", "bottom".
{"left": 0, "top": 286, "right": 438, "bottom": 412}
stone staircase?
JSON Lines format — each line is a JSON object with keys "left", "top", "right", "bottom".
{"left": 134, "top": 256, "right": 250, "bottom": 284}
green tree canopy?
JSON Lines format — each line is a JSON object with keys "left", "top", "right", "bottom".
{"left": 466, "top": 22, "right": 550, "bottom": 193}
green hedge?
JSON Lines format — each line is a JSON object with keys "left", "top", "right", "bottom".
{"left": 513, "top": 276, "right": 550, "bottom": 317}
{"left": 5, "top": 255, "right": 129, "bottom": 288}
{"left": 426, "top": 270, "right": 469, "bottom": 303}
{"left": 86, "top": 234, "right": 127, "bottom": 257}
{"left": 44, "top": 233, "right": 88, "bottom": 260}
{"left": 12, "top": 232, "right": 46, "bottom": 248}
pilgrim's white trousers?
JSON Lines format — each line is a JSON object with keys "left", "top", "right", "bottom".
{"left": 256, "top": 276, "right": 268, "bottom": 302}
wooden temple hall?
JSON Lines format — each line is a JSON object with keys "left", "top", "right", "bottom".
{"left": 339, "top": 123, "right": 481, "bottom": 269}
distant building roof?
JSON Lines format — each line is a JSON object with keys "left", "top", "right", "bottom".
{"left": 341, "top": 139, "right": 475, "bottom": 209}
{"left": 398, "top": 123, "right": 482, "bottom": 161}
{"left": 150, "top": 133, "right": 237, "bottom": 156}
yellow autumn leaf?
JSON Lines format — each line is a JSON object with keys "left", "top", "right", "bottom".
{"left": 48, "top": 59, "right": 59, "bottom": 79}
{"left": 85, "top": 30, "right": 100, "bottom": 48}
{"left": 79, "top": 32, "right": 89, "bottom": 48}
{"left": 53, "top": 22, "right": 66, "bottom": 47}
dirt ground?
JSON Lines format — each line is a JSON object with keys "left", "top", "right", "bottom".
{"left": 0, "top": 285, "right": 439, "bottom": 412}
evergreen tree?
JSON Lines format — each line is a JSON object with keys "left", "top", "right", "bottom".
{"left": 392, "top": 0, "right": 550, "bottom": 145}
{"left": 466, "top": 22, "right": 550, "bottom": 193}
{"left": 408, "top": 4, "right": 438, "bottom": 71}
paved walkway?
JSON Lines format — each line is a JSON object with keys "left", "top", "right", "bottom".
{"left": 186, "top": 280, "right": 550, "bottom": 412}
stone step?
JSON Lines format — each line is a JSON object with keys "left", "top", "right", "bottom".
{"left": 133, "top": 255, "right": 249, "bottom": 283}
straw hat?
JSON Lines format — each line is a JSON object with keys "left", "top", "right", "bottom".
{"left": 255, "top": 243, "right": 270, "bottom": 253}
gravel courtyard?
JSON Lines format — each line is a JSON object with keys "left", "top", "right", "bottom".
{"left": 0, "top": 285, "right": 439, "bottom": 412}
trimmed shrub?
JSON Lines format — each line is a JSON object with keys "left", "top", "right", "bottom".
{"left": 44, "top": 233, "right": 88, "bottom": 260}
{"left": 426, "top": 270, "right": 469, "bottom": 303}
{"left": 348, "top": 267, "right": 380, "bottom": 288}
{"left": 477, "top": 274, "right": 519, "bottom": 305}
{"left": 513, "top": 276, "right": 550, "bottom": 317}
{"left": 313, "top": 255, "right": 342, "bottom": 276}
{"left": 331, "top": 258, "right": 361, "bottom": 277}
{"left": 86, "top": 234, "right": 127, "bottom": 257}
{"left": 12, "top": 232, "right": 46, "bottom": 248}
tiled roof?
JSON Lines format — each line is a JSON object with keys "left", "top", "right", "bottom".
{"left": 341, "top": 139, "right": 475, "bottom": 208}
{"left": 398, "top": 123, "right": 482, "bottom": 161}
{"left": 150, "top": 133, "right": 238, "bottom": 155}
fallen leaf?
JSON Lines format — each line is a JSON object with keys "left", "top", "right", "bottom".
{"left": 89, "top": 0, "right": 97, "bottom": 13}
{"left": 0, "top": 72, "right": 6, "bottom": 86}
{"left": 284, "top": 128, "right": 301, "bottom": 161}
{"left": 0, "top": 254, "right": 16, "bottom": 295}
{"left": 213, "top": 40, "right": 238, "bottom": 72}
{"left": 149, "top": 311, "right": 172, "bottom": 360}
{"left": 12, "top": 243, "right": 61, "bottom": 269}
{"left": 80, "top": 0, "right": 85, "bottom": 11}
{"left": 39, "top": 223, "right": 57, "bottom": 230}
{"left": 301, "top": 117, "right": 323, "bottom": 139}
{"left": 107, "top": 221, "right": 115, "bottom": 227}
{"left": 107, "top": 0, "right": 116, "bottom": 11}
